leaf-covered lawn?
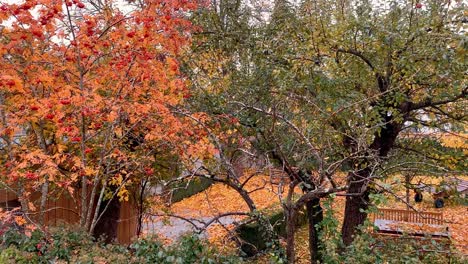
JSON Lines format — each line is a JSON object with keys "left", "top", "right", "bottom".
{"left": 152, "top": 173, "right": 467, "bottom": 260}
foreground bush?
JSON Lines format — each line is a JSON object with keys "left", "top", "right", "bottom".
{"left": 335, "top": 234, "right": 466, "bottom": 264}
{"left": 0, "top": 226, "right": 241, "bottom": 264}
{"left": 317, "top": 211, "right": 466, "bottom": 264}
{"left": 2, "top": 224, "right": 466, "bottom": 264}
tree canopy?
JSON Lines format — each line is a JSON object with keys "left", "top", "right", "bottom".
{"left": 0, "top": 0, "right": 466, "bottom": 263}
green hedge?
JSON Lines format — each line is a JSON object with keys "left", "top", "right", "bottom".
{"left": 167, "top": 178, "right": 213, "bottom": 203}
{"left": 235, "top": 209, "right": 307, "bottom": 256}
{"left": 0, "top": 227, "right": 241, "bottom": 264}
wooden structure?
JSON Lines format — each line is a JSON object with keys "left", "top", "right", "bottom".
{"left": 372, "top": 208, "right": 444, "bottom": 225}
{"left": 372, "top": 208, "right": 449, "bottom": 239}
{"left": 0, "top": 189, "right": 138, "bottom": 244}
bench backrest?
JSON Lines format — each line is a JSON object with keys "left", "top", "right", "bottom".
{"left": 373, "top": 208, "right": 444, "bottom": 225}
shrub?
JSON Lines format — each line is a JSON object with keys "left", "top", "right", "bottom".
{"left": 0, "top": 226, "right": 241, "bottom": 264}
{"left": 131, "top": 234, "right": 241, "bottom": 264}
{"left": 0, "top": 225, "right": 129, "bottom": 263}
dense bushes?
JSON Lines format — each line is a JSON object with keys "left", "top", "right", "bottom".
{"left": 130, "top": 235, "right": 240, "bottom": 264}
{"left": 0, "top": 226, "right": 240, "bottom": 264}
{"left": 325, "top": 233, "right": 466, "bottom": 264}
{"left": 1, "top": 225, "right": 465, "bottom": 264}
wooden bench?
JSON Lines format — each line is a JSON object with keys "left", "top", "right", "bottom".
{"left": 371, "top": 208, "right": 449, "bottom": 239}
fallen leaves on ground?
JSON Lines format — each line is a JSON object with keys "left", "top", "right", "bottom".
{"left": 148, "top": 171, "right": 293, "bottom": 248}
{"left": 386, "top": 178, "right": 468, "bottom": 254}
{"left": 163, "top": 172, "right": 290, "bottom": 219}
{"left": 386, "top": 222, "right": 447, "bottom": 234}
{"left": 149, "top": 172, "right": 467, "bottom": 260}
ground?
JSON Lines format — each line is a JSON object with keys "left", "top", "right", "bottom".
{"left": 146, "top": 172, "right": 290, "bottom": 250}
{"left": 147, "top": 172, "right": 468, "bottom": 262}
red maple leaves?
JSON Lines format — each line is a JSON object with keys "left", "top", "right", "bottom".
{"left": 0, "top": 0, "right": 211, "bottom": 226}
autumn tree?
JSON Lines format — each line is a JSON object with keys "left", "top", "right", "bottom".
{"left": 297, "top": 0, "right": 467, "bottom": 246}
{"left": 186, "top": 1, "right": 357, "bottom": 262}
{"left": 187, "top": 0, "right": 466, "bottom": 262}
{"left": 0, "top": 0, "right": 212, "bottom": 241}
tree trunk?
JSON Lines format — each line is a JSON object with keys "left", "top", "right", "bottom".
{"left": 136, "top": 180, "right": 148, "bottom": 238}
{"left": 286, "top": 207, "right": 297, "bottom": 263}
{"left": 80, "top": 175, "right": 88, "bottom": 226}
{"left": 306, "top": 197, "right": 323, "bottom": 264}
{"left": 18, "top": 183, "right": 29, "bottom": 214}
{"left": 341, "top": 170, "right": 371, "bottom": 246}
{"left": 39, "top": 179, "right": 49, "bottom": 225}
{"left": 341, "top": 111, "right": 401, "bottom": 246}
{"left": 92, "top": 197, "right": 121, "bottom": 243}
{"left": 405, "top": 174, "right": 411, "bottom": 209}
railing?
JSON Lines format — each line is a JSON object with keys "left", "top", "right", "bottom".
{"left": 372, "top": 208, "right": 444, "bottom": 225}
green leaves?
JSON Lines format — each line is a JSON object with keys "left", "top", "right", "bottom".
{"left": 131, "top": 234, "right": 240, "bottom": 264}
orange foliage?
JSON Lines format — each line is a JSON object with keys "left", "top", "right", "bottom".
{"left": 0, "top": 0, "right": 208, "bottom": 230}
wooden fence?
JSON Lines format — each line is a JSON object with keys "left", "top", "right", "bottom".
{"left": 372, "top": 208, "right": 444, "bottom": 225}
{"left": 0, "top": 189, "right": 137, "bottom": 244}
{"left": 117, "top": 200, "right": 138, "bottom": 244}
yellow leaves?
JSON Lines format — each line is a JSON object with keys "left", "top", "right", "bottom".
{"left": 114, "top": 127, "right": 123, "bottom": 137}
{"left": 107, "top": 110, "right": 119, "bottom": 123}
{"left": 444, "top": 205, "right": 468, "bottom": 253}
{"left": 118, "top": 188, "right": 129, "bottom": 202}
{"left": 109, "top": 174, "right": 129, "bottom": 201}
{"left": 144, "top": 132, "right": 160, "bottom": 141}
{"left": 206, "top": 223, "right": 237, "bottom": 253}
{"left": 440, "top": 133, "right": 467, "bottom": 150}
{"left": 84, "top": 167, "right": 97, "bottom": 177}
{"left": 22, "top": 149, "right": 49, "bottom": 165}
{"left": 133, "top": 102, "right": 151, "bottom": 115}
{"left": 169, "top": 173, "right": 283, "bottom": 218}
{"left": 166, "top": 57, "right": 180, "bottom": 75}
{"left": 57, "top": 144, "right": 67, "bottom": 154}
{"left": 148, "top": 171, "right": 297, "bottom": 251}
{"left": 109, "top": 174, "right": 123, "bottom": 186}
{"left": 14, "top": 216, "right": 27, "bottom": 226}
{"left": 181, "top": 137, "right": 216, "bottom": 161}
{"left": 58, "top": 85, "right": 73, "bottom": 98}
{"left": 0, "top": 208, "right": 6, "bottom": 220}
{"left": 37, "top": 74, "right": 54, "bottom": 87}
{"left": 71, "top": 156, "right": 83, "bottom": 169}
{"left": 28, "top": 202, "right": 36, "bottom": 211}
